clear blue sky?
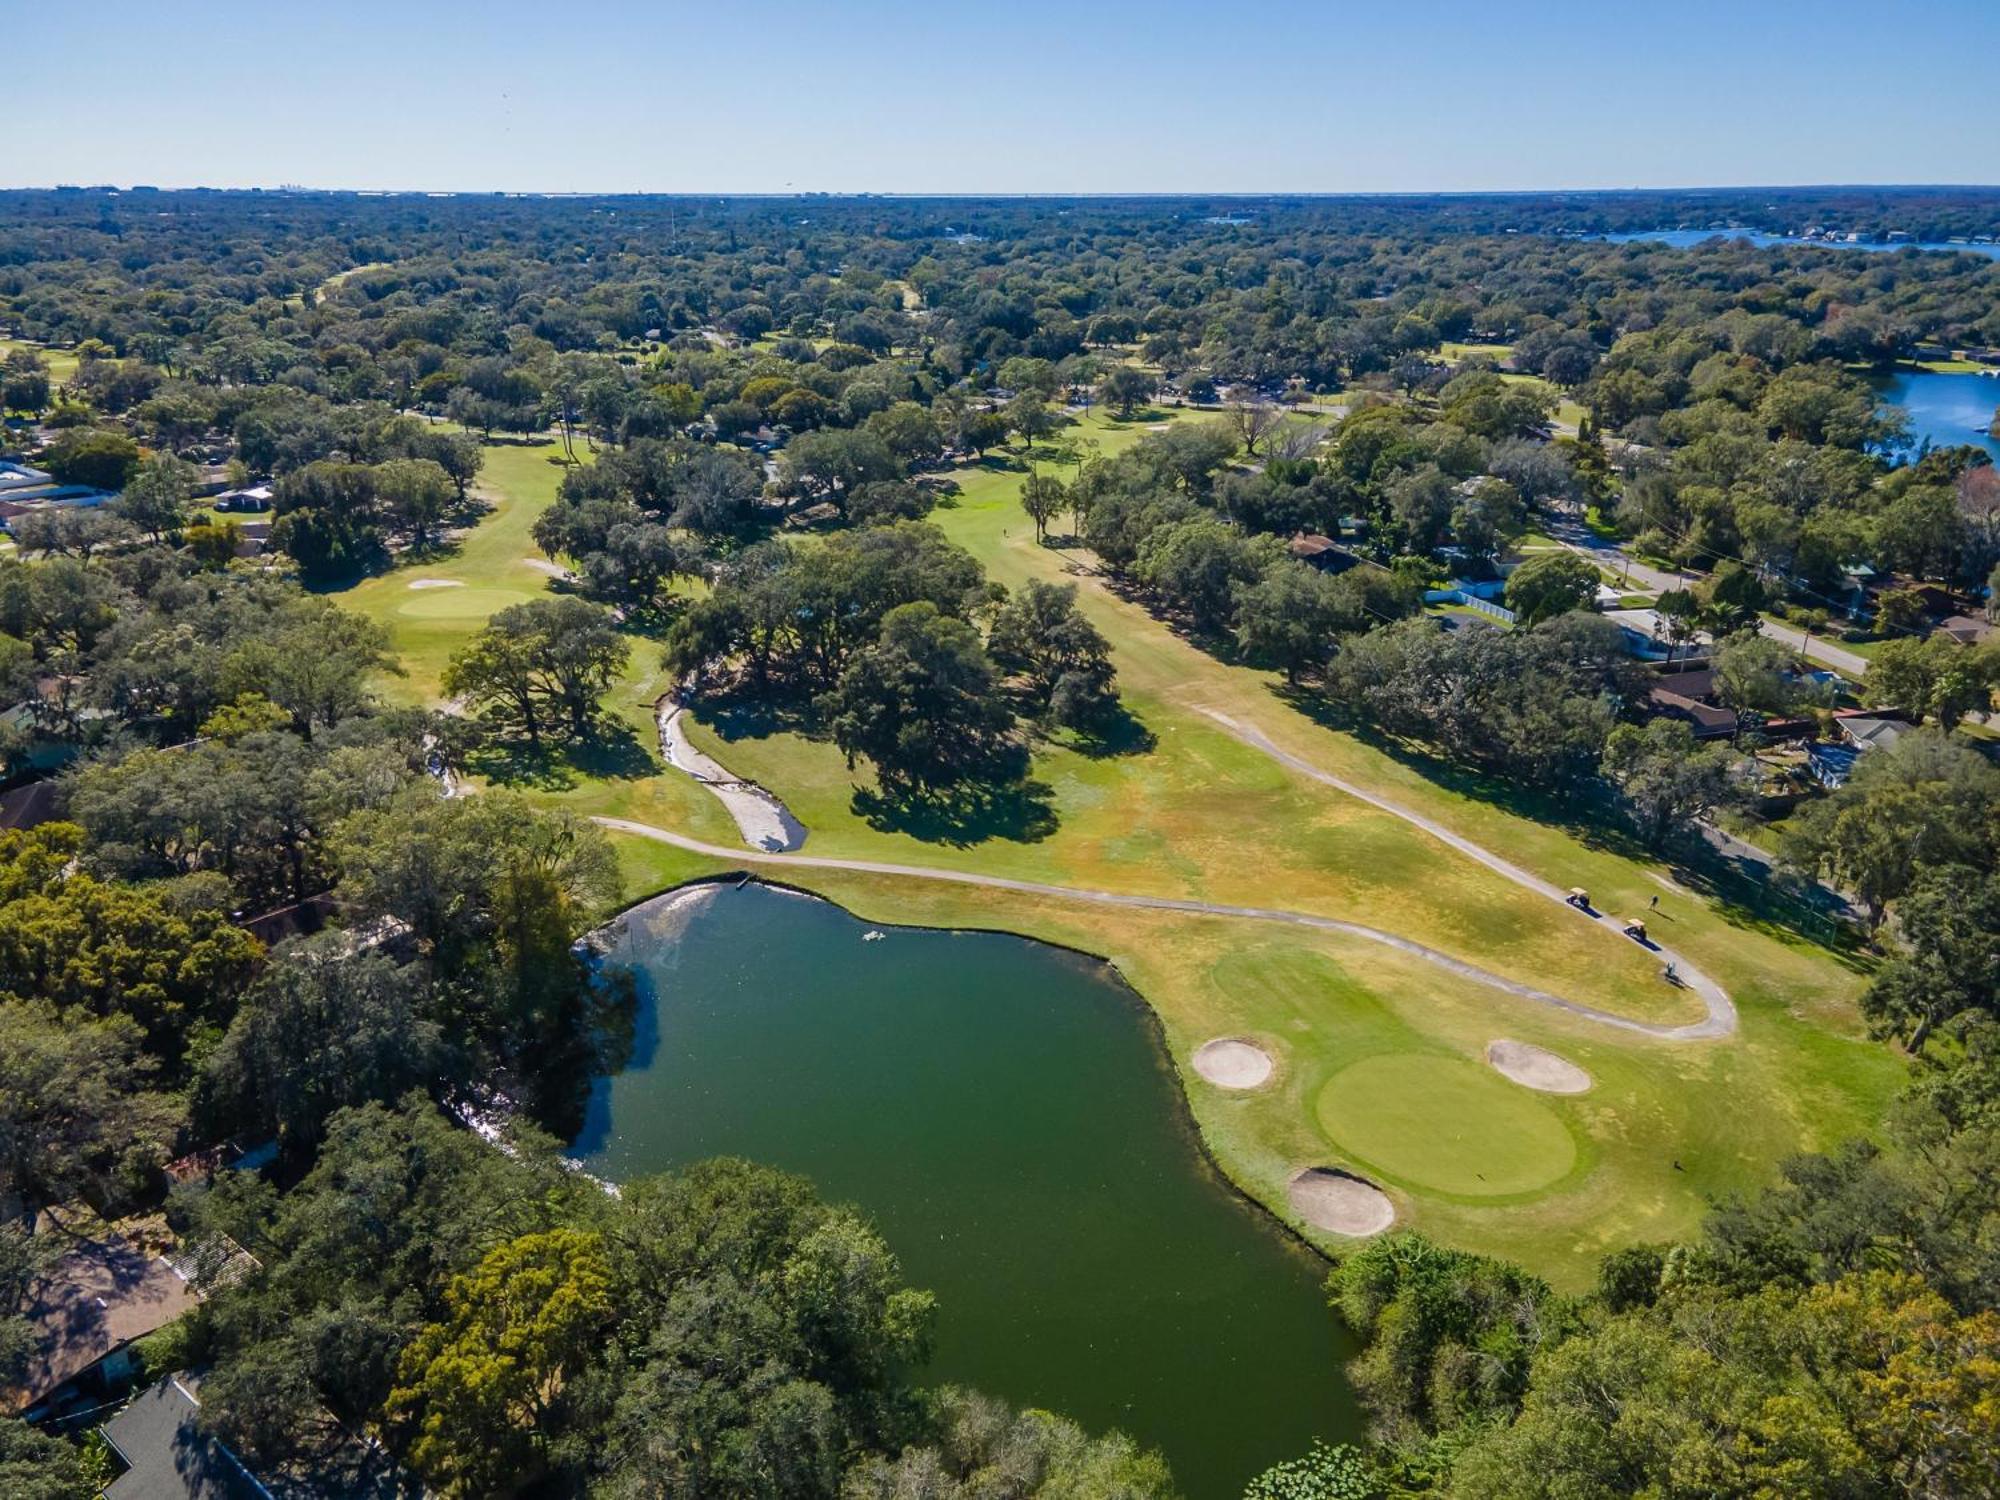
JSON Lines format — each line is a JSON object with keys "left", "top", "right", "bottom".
{"left": 11, "top": 0, "right": 1997, "bottom": 194}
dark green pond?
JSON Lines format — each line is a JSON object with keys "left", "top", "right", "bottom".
{"left": 573, "top": 880, "right": 1359, "bottom": 1499}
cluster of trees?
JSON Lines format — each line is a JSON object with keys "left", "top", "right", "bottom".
{"left": 0, "top": 543, "right": 410, "bottom": 764}
{"left": 1600, "top": 360, "right": 1998, "bottom": 602}
{"left": 445, "top": 597, "right": 631, "bottom": 751}
{"left": 268, "top": 424, "right": 482, "bottom": 579}
{"left": 663, "top": 523, "right": 1124, "bottom": 807}
{"left": 12, "top": 186, "right": 1990, "bottom": 416}
{"left": 1324, "top": 614, "right": 1640, "bottom": 790}
{"left": 8, "top": 187, "right": 1993, "bottom": 658}
{"left": 530, "top": 436, "right": 763, "bottom": 611}
{"left": 0, "top": 775, "right": 631, "bottom": 1222}
{"left": 1782, "top": 726, "right": 1999, "bottom": 1027}
{"left": 146, "top": 1101, "right": 1175, "bottom": 1500}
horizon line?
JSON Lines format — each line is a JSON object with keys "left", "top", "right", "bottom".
{"left": 7, "top": 182, "right": 2000, "bottom": 201}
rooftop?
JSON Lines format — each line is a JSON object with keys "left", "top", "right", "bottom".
{"left": 101, "top": 1374, "right": 414, "bottom": 1500}
{"left": 5, "top": 1231, "right": 203, "bottom": 1414}
{"left": 101, "top": 1377, "right": 262, "bottom": 1500}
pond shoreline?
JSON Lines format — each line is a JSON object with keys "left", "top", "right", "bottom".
{"left": 589, "top": 872, "right": 1350, "bottom": 1269}
{"left": 579, "top": 873, "right": 1359, "bottom": 1496}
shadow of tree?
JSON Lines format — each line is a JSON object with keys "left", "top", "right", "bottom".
{"left": 464, "top": 739, "right": 582, "bottom": 790}
{"left": 567, "top": 720, "right": 659, "bottom": 780}
{"left": 698, "top": 685, "right": 820, "bottom": 744}
{"left": 465, "top": 717, "right": 658, "bottom": 791}
{"left": 1099, "top": 404, "right": 1176, "bottom": 426}
{"left": 852, "top": 777, "right": 1058, "bottom": 847}
{"left": 1050, "top": 703, "right": 1157, "bottom": 760}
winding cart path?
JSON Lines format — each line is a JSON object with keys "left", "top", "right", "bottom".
{"left": 597, "top": 706, "right": 1737, "bottom": 1045}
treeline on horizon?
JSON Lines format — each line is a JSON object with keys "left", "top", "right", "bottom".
{"left": 2, "top": 181, "right": 1999, "bottom": 1499}
{"left": 9, "top": 182, "right": 2000, "bottom": 238}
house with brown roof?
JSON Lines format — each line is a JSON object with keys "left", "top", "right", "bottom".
{"left": 1642, "top": 666, "right": 1736, "bottom": 739}
{"left": 1287, "top": 533, "right": 1360, "bottom": 573}
{"left": 1936, "top": 613, "right": 1995, "bottom": 647}
{"left": 6, "top": 1230, "right": 204, "bottom": 1422}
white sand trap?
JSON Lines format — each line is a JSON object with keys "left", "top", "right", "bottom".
{"left": 522, "top": 557, "right": 573, "bottom": 579}
{"left": 1287, "top": 1168, "right": 1394, "bottom": 1237}
{"left": 1192, "top": 1038, "right": 1274, "bottom": 1089}
{"left": 1486, "top": 1040, "right": 1593, "bottom": 1094}
{"left": 657, "top": 699, "right": 808, "bottom": 853}
{"left": 406, "top": 578, "right": 465, "bottom": 590}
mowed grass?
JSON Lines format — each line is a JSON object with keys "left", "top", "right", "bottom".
{"left": 340, "top": 439, "right": 577, "bottom": 700}
{"left": 319, "top": 410, "right": 1905, "bottom": 1286}
{"left": 0, "top": 337, "right": 81, "bottom": 387}
{"left": 1316, "top": 1054, "right": 1578, "bottom": 1198}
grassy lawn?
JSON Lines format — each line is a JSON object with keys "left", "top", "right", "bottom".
{"left": 320, "top": 409, "right": 1904, "bottom": 1286}
{"left": 287, "top": 262, "right": 394, "bottom": 311}
{"left": 0, "top": 337, "right": 81, "bottom": 387}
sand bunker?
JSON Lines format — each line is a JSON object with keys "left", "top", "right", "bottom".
{"left": 1191, "top": 1038, "right": 1274, "bottom": 1090}
{"left": 522, "top": 557, "right": 573, "bottom": 579}
{"left": 1485, "top": 1040, "right": 1593, "bottom": 1095}
{"left": 406, "top": 577, "right": 465, "bottom": 590}
{"left": 1287, "top": 1168, "right": 1394, "bottom": 1237}
{"left": 657, "top": 699, "right": 807, "bottom": 853}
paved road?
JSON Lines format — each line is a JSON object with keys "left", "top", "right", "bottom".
{"left": 1545, "top": 524, "right": 1872, "bottom": 679}
{"left": 1754, "top": 614, "right": 1872, "bottom": 678}
{"left": 595, "top": 804, "right": 1736, "bottom": 1043}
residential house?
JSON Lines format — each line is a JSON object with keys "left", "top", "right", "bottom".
{"left": 211, "top": 485, "right": 273, "bottom": 514}
{"left": 6, "top": 1230, "right": 205, "bottom": 1422}
{"left": 1286, "top": 533, "right": 1360, "bottom": 573}
{"left": 98, "top": 1373, "right": 413, "bottom": 1499}
{"left": 1644, "top": 666, "right": 1737, "bottom": 740}
{"left": 0, "top": 459, "right": 118, "bottom": 525}
{"left": 1807, "top": 711, "right": 1917, "bottom": 788}
{"left": 1936, "top": 613, "right": 1995, "bottom": 647}
{"left": 784, "top": 501, "right": 841, "bottom": 529}
{"left": 1836, "top": 712, "right": 1914, "bottom": 753}
{"left": 0, "top": 777, "right": 60, "bottom": 830}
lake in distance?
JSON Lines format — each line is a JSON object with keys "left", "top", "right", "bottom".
{"left": 1874, "top": 367, "right": 2000, "bottom": 465}
{"left": 573, "top": 880, "right": 1360, "bottom": 1499}
{"left": 1583, "top": 233, "right": 2000, "bottom": 464}
{"left": 1588, "top": 228, "right": 2000, "bottom": 259}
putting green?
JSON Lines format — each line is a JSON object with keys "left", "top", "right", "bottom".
{"left": 1316, "top": 1053, "right": 1578, "bottom": 1198}
{"left": 395, "top": 586, "right": 535, "bottom": 620}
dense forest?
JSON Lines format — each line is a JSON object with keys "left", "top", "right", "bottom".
{"left": 3, "top": 187, "right": 1999, "bottom": 1498}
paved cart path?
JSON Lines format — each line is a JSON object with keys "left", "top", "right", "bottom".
{"left": 598, "top": 710, "right": 1737, "bottom": 1043}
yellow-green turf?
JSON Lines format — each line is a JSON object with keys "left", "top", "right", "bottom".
{"left": 311, "top": 408, "right": 1904, "bottom": 1287}
{"left": 0, "top": 338, "right": 81, "bottom": 387}
{"left": 1316, "top": 1055, "right": 1578, "bottom": 1198}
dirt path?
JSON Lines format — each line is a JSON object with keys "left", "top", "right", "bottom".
{"left": 1190, "top": 708, "right": 1736, "bottom": 1040}
{"left": 593, "top": 816, "right": 1735, "bottom": 1042}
